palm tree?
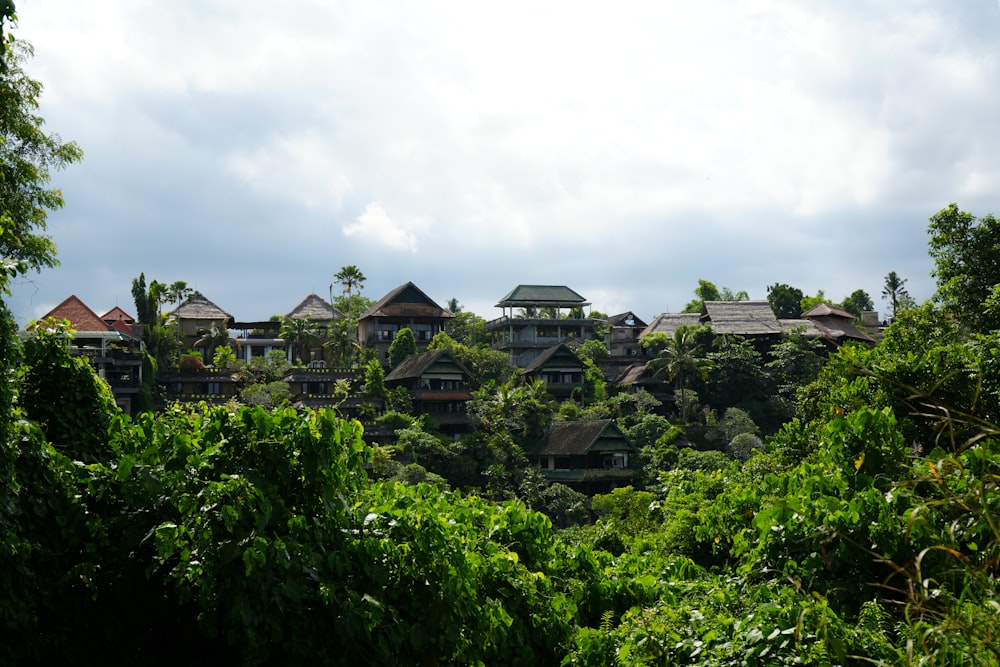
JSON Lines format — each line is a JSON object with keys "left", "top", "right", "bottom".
{"left": 331, "top": 265, "right": 367, "bottom": 299}
{"left": 280, "top": 315, "right": 320, "bottom": 364}
{"left": 647, "top": 325, "right": 713, "bottom": 421}
{"left": 882, "top": 271, "right": 909, "bottom": 322}
{"left": 149, "top": 280, "right": 168, "bottom": 318}
{"left": 165, "top": 280, "right": 193, "bottom": 307}
{"left": 194, "top": 323, "right": 235, "bottom": 365}
{"left": 516, "top": 306, "right": 538, "bottom": 319}
{"left": 324, "top": 318, "right": 360, "bottom": 367}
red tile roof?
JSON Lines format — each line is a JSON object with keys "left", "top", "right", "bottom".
{"left": 40, "top": 295, "right": 111, "bottom": 332}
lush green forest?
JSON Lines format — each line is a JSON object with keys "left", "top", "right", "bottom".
{"left": 4, "top": 7, "right": 1000, "bottom": 664}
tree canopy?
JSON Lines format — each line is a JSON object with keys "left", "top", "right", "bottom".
{"left": 766, "top": 283, "right": 803, "bottom": 319}
{"left": 928, "top": 203, "right": 1000, "bottom": 332}
{"left": 840, "top": 289, "right": 873, "bottom": 317}
{"left": 682, "top": 279, "right": 748, "bottom": 313}
{"left": 881, "top": 270, "right": 909, "bottom": 321}
{"left": 0, "top": 40, "right": 82, "bottom": 279}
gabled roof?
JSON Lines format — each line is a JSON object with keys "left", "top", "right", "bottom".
{"left": 100, "top": 306, "right": 137, "bottom": 336}
{"left": 640, "top": 313, "right": 701, "bottom": 339}
{"left": 40, "top": 295, "right": 113, "bottom": 333}
{"left": 286, "top": 293, "right": 344, "bottom": 321}
{"left": 528, "top": 419, "right": 635, "bottom": 457}
{"left": 801, "top": 303, "right": 856, "bottom": 320}
{"left": 496, "top": 285, "right": 589, "bottom": 308}
{"left": 101, "top": 306, "right": 135, "bottom": 324}
{"left": 385, "top": 349, "right": 472, "bottom": 382}
{"left": 522, "top": 343, "right": 584, "bottom": 374}
{"left": 360, "top": 282, "right": 454, "bottom": 321}
{"left": 607, "top": 311, "right": 647, "bottom": 328}
{"left": 169, "top": 291, "right": 233, "bottom": 322}
{"left": 701, "top": 301, "right": 783, "bottom": 336}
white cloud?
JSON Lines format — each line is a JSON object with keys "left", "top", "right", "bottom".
{"left": 343, "top": 202, "right": 430, "bottom": 253}
{"left": 8, "top": 0, "right": 1000, "bottom": 325}
{"left": 223, "top": 130, "right": 354, "bottom": 211}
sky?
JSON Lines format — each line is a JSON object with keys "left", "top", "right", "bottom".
{"left": 6, "top": 0, "right": 1000, "bottom": 327}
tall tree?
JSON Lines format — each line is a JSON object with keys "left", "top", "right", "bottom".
{"left": 1, "top": 40, "right": 83, "bottom": 277}
{"left": 881, "top": 271, "right": 909, "bottom": 322}
{"left": 131, "top": 273, "right": 157, "bottom": 329}
{"left": 928, "top": 203, "right": 1000, "bottom": 332}
{"left": 331, "top": 265, "right": 366, "bottom": 299}
{"left": 2, "top": 29, "right": 80, "bottom": 439}
{"left": 841, "top": 289, "right": 874, "bottom": 317}
{"left": 647, "top": 325, "right": 713, "bottom": 420}
{"left": 444, "top": 310, "right": 485, "bottom": 346}
{"left": 0, "top": 1, "right": 14, "bottom": 71}
{"left": 767, "top": 283, "right": 804, "bottom": 319}
{"left": 682, "top": 279, "right": 721, "bottom": 313}
{"left": 165, "top": 280, "right": 193, "bottom": 307}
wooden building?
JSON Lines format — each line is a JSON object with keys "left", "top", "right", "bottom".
{"left": 485, "top": 285, "right": 604, "bottom": 367}
{"left": 385, "top": 349, "right": 474, "bottom": 436}
{"left": 358, "top": 282, "right": 454, "bottom": 364}
{"left": 527, "top": 420, "right": 637, "bottom": 494}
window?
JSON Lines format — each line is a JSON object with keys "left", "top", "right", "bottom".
{"left": 414, "top": 324, "right": 434, "bottom": 341}
{"left": 536, "top": 326, "right": 560, "bottom": 338}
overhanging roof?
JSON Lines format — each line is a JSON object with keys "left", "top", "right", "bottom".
{"left": 496, "top": 285, "right": 589, "bottom": 308}
{"left": 528, "top": 420, "right": 635, "bottom": 457}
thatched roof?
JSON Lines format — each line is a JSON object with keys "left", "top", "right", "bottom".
{"left": 808, "top": 318, "right": 876, "bottom": 345}
{"left": 528, "top": 420, "right": 635, "bottom": 457}
{"left": 802, "top": 303, "right": 857, "bottom": 320}
{"left": 640, "top": 313, "right": 701, "bottom": 339}
{"left": 701, "top": 301, "right": 783, "bottom": 336}
{"left": 611, "top": 362, "right": 661, "bottom": 387}
{"left": 777, "top": 319, "right": 825, "bottom": 338}
{"left": 385, "top": 349, "right": 471, "bottom": 382}
{"left": 170, "top": 291, "right": 233, "bottom": 322}
{"left": 360, "top": 282, "right": 454, "bottom": 321}
{"left": 495, "top": 285, "right": 589, "bottom": 308}
{"left": 286, "top": 293, "right": 344, "bottom": 321}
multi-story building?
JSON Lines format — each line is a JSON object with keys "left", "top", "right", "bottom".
{"left": 27, "top": 295, "right": 145, "bottom": 414}
{"left": 526, "top": 420, "right": 637, "bottom": 495}
{"left": 521, "top": 343, "right": 587, "bottom": 399}
{"left": 385, "top": 349, "right": 474, "bottom": 437}
{"left": 167, "top": 291, "right": 235, "bottom": 358}
{"left": 230, "top": 293, "right": 345, "bottom": 364}
{"left": 485, "top": 285, "right": 605, "bottom": 368}
{"left": 358, "top": 282, "right": 455, "bottom": 363}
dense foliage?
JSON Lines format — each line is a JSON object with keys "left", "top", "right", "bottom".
{"left": 4, "top": 22, "right": 1000, "bottom": 660}
{"left": 5, "top": 295, "right": 1000, "bottom": 665}
{"left": 0, "top": 40, "right": 83, "bottom": 276}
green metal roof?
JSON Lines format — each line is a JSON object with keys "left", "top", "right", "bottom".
{"left": 495, "top": 285, "right": 589, "bottom": 307}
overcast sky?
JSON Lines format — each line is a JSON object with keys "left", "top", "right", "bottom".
{"left": 7, "top": 1, "right": 1000, "bottom": 326}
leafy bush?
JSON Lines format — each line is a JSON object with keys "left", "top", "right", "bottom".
{"left": 178, "top": 351, "right": 206, "bottom": 373}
